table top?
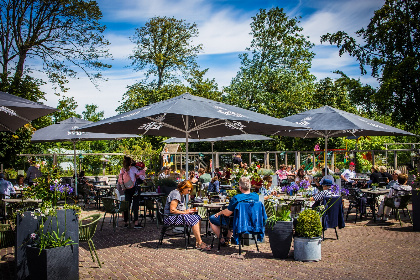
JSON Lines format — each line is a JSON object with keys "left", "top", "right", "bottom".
{"left": 360, "top": 188, "right": 389, "bottom": 195}
{"left": 202, "top": 203, "right": 227, "bottom": 209}
{"left": 93, "top": 185, "right": 113, "bottom": 189}
{"left": 351, "top": 177, "right": 369, "bottom": 181}
{"left": 140, "top": 192, "right": 166, "bottom": 197}
{"left": 2, "top": 198, "right": 42, "bottom": 203}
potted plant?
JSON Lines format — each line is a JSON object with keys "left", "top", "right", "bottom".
{"left": 16, "top": 164, "right": 81, "bottom": 280}
{"left": 265, "top": 203, "right": 293, "bottom": 259}
{"left": 294, "top": 209, "right": 323, "bottom": 262}
{"left": 411, "top": 181, "right": 420, "bottom": 231}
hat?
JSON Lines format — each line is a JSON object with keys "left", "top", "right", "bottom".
{"left": 322, "top": 179, "right": 333, "bottom": 186}
{"left": 136, "top": 162, "right": 145, "bottom": 169}
{"left": 349, "top": 162, "right": 356, "bottom": 166}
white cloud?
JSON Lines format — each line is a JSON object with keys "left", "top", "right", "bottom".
{"left": 195, "top": 10, "right": 252, "bottom": 54}
{"left": 300, "top": 0, "right": 383, "bottom": 45}
{"left": 105, "top": 33, "right": 136, "bottom": 60}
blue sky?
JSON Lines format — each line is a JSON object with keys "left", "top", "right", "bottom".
{"left": 38, "top": 0, "right": 384, "bottom": 118}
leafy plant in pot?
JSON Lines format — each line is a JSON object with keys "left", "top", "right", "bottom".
{"left": 265, "top": 203, "right": 293, "bottom": 259}
{"left": 17, "top": 164, "right": 81, "bottom": 280}
{"left": 294, "top": 209, "right": 323, "bottom": 262}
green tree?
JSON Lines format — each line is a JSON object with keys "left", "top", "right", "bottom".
{"left": 0, "top": 0, "right": 111, "bottom": 90}
{"left": 129, "top": 16, "right": 202, "bottom": 89}
{"left": 82, "top": 104, "right": 104, "bottom": 122}
{"left": 224, "top": 7, "right": 316, "bottom": 118}
{"left": 53, "top": 96, "right": 80, "bottom": 123}
{"left": 320, "top": 0, "right": 420, "bottom": 131}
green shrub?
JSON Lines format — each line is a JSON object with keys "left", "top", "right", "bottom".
{"left": 295, "top": 209, "right": 322, "bottom": 238}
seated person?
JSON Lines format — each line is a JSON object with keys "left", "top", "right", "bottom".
{"left": 214, "top": 168, "right": 222, "bottom": 179}
{"left": 311, "top": 179, "right": 336, "bottom": 203}
{"left": 276, "top": 165, "right": 288, "bottom": 184}
{"left": 208, "top": 176, "right": 220, "bottom": 193}
{"left": 379, "top": 166, "right": 393, "bottom": 183}
{"left": 14, "top": 174, "right": 27, "bottom": 189}
{"left": 158, "top": 167, "right": 170, "bottom": 179}
{"left": 0, "top": 173, "right": 16, "bottom": 198}
{"left": 78, "top": 170, "right": 94, "bottom": 203}
{"left": 386, "top": 170, "right": 401, "bottom": 189}
{"left": 164, "top": 180, "right": 210, "bottom": 250}
{"left": 295, "top": 168, "right": 311, "bottom": 184}
{"left": 209, "top": 176, "right": 259, "bottom": 246}
{"left": 377, "top": 173, "right": 412, "bottom": 220}
{"left": 367, "top": 165, "right": 382, "bottom": 186}
{"left": 198, "top": 168, "right": 211, "bottom": 196}
{"left": 189, "top": 171, "right": 198, "bottom": 184}
{"left": 341, "top": 162, "right": 356, "bottom": 186}
{"left": 315, "top": 169, "right": 334, "bottom": 188}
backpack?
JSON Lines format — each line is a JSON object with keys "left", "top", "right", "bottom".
{"left": 118, "top": 168, "right": 134, "bottom": 190}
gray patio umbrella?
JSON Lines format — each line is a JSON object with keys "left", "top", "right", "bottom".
{"left": 279, "top": 105, "right": 416, "bottom": 173}
{"left": 79, "top": 93, "right": 304, "bottom": 175}
{"left": 31, "top": 117, "right": 140, "bottom": 194}
{"left": 164, "top": 134, "right": 273, "bottom": 174}
{"left": 0, "top": 91, "right": 57, "bottom": 132}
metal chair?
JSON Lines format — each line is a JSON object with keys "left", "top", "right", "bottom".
{"left": 101, "top": 197, "right": 129, "bottom": 231}
{"left": 322, "top": 196, "right": 345, "bottom": 240}
{"left": 0, "top": 224, "right": 15, "bottom": 260}
{"left": 211, "top": 201, "right": 267, "bottom": 255}
{"left": 384, "top": 194, "right": 412, "bottom": 226}
{"left": 156, "top": 201, "right": 191, "bottom": 250}
{"left": 79, "top": 214, "right": 102, "bottom": 268}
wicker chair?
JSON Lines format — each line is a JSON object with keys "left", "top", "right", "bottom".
{"left": 0, "top": 224, "right": 15, "bottom": 260}
{"left": 79, "top": 214, "right": 102, "bottom": 267}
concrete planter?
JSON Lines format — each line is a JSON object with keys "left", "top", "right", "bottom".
{"left": 294, "top": 236, "right": 322, "bottom": 262}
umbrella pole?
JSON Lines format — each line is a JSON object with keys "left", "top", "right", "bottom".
{"left": 211, "top": 142, "right": 214, "bottom": 177}
{"left": 324, "top": 136, "right": 328, "bottom": 176}
{"left": 73, "top": 141, "right": 78, "bottom": 196}
{"left": 185, "top": 116, "right": 189, "bottom": 207}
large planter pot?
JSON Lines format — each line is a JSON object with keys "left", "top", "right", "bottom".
{"left": 293, "top": 237, "right": 322, "bottom": 262}
{"left": 266, "top": 221, "right": 293, "bottom": 259}
{"left": 27, "top": 245, "right": 78, "bottom": 280}
{"left": 16, "top": 210, "right": 79, "bottom": 280}
{"left": 412, "top": 187, "right": 420, "bottom": 231}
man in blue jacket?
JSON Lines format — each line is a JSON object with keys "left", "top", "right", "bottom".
{"left": 209, "top": 176, "right": 259, "bottom": 246}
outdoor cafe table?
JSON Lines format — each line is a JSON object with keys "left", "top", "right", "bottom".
{"left": 360, "top": 188, "right": 389, "bottom": 222}
{"left": 2, "top": 198, "right": 42, "bottom": 218}
{"left": 138, "top": 192, "right": 166, "bottom": 227}
{"left": 93, "top": 185, "right": 115, "bottom": 209}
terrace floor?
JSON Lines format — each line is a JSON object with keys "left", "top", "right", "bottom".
{"left": 1, "top": 204, "right": 420, "bottom": 280}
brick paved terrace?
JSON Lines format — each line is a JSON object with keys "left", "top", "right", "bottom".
{"left": 1, "top": 204, "right": 420, "bottom": 280}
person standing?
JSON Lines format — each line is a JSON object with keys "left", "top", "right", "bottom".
{"left": 232, "top": 153, "right": 243, "bottom": 167}
{"left": 26, "top": 161, "right": 42, "bottom": 186}
{"left": 119, "top": 156, "right": 142, "bottom": 228}
{"left": 162, "top": 148, "right": 170, "bottom": 167}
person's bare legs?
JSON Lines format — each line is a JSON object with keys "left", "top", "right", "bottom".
{"left": 210, "top": 222, "right": 232, "bottom": 242}
{"left": 192, "top": 222, "right": 202, "bottom": 245}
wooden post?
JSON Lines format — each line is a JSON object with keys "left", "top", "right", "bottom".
{"left": 394, "top": 151, "right": 397, "bottom": 170}
{"left": 275, "top": 152, "right": 278, "bottom": 171}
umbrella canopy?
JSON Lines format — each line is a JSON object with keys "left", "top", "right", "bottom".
{"left": 79, "top": 93, "right": 304, "bottom": 174}
{"left": 31, "top": 117, "right": 140, "bottom": 194}
{"left": 0, "top": 91, "right": 57, "bottom": 132}
{"left": 280, "top": 105, "right": 415, "bottom": 173}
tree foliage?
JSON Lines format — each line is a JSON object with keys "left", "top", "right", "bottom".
{"left": 0, "top": 0, "right": 111, "bottom": 90}
{"left": 129, "top": 16, "right": 202, "bottom": 89}
{"left": 82, "top": 104, "right": 104, "bottom": 122}
{"left": 321, "top": 0, "right": 420, "bottom": 131}
{"left": 53, "top": 96, "right": 80, "bottom": 123}
{"left": 224, "top": 7, "right": 316, "bottom": 118}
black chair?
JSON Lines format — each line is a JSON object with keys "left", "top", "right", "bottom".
{"left": 378, "top": 177, "right": 388, "bottom": 188}
{"left": 0, "top": 224, "right": 15, "bottom": 260}
{"left": 322, "top": 196, "right": 345, "bottom": 240}
{"left": 100, "top": 197, "right": 130, "bottom": 231}
{"left": 211, "top": 201, "right": 267, "bottom": 255}
{"left": 156, "top": 200, "right": 192, "bottom": 250}
{"left": 346, "top": 188, "right": 367, "bottom": 222}
{"left": 384, "top": 194, "right": 412, "bottom": 226}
